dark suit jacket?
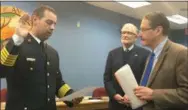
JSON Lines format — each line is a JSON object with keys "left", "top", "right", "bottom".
{"left": 142, "top": 40, "right": 188, "bottom": 110}
{"left": 0, "top": 34, "right": 73, "bottom": 110}
{"left": 104, "top": 45, "right": 150, "bottom": 110}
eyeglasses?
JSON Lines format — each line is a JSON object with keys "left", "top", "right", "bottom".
{"left": 139, "top": 27, "right": 153, "bottom": 32}
{"left": 121, "top": 31, "right": 136, "bottom": 36}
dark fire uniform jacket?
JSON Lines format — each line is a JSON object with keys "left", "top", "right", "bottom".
{"left": 0, "top": 34, "right": 74, "bottom": 110}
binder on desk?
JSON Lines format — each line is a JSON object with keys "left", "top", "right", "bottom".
{"left": 115, "top": 64, "right": 147, "bottom": 109}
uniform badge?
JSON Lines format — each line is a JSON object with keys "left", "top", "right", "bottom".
{"left": 26, "top": 58, "right": 36, "bottom": 62}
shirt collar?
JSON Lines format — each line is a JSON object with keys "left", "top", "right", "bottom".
{"left": 123, "top": 44, "right": 134, "bottom": 51}
{"left": 30, "top": 32, "right": 41, "bottom": 44}
{"left": 153, "top": 37, "right": 168, "bottom": 59}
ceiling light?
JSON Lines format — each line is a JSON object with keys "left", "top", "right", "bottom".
{"left": 167, "top": 14, "right": 188, "bottom": 24}
{"left": 114, "top": 1, "right": 151, "bottom": 8}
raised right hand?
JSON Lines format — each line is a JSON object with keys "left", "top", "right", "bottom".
{"left": 15, "top": 14, "right": 32, "bottom": 37}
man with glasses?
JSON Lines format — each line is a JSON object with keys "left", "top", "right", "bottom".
{"left": 104, "top": 23, "right": 150, "bottom": 110}
{"left": 134, "top": 11, "right": 188, "bottom": 110}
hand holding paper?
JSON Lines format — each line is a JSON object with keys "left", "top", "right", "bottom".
{"left": 134, "top": 86, "right": 154, "bottom": 101}
{"left": 58, "top": 87, "right": 97, "bottom": 101}
{"left": 71, "top": 96, "right": 84, "bottom": 105}
{"left": 115, "top": 64, "right": 147, "bottom": 109}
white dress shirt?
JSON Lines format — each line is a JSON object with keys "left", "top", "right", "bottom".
{"left": 12, "top": 33, "right": 41, "bottom": 46}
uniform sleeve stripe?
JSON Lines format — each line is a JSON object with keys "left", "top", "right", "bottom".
{"left": 9, "top": 54, "right": 18, "bottom": 59}
{"left": 7, "top": 55, "right": 18, "bottom": 60}
{"left": 1, "top": 53, "right": 6, "bottom": 63}
{"left": 1, "top": 49, "right": 8, "bottom": 58}
{"left": 2, "top": 47, "right": 9, "bottom": 56}
{"left": 1, "top": 60, "right": 14, "bottom": 66}
{"left": 1, "top": 53, "right": 17, "bottom": 61}
{"left": 58, "top": 84, "right": 71, "bottom": 97}
{"left": 1, "top": 58, "right": 16, "bottom": 66}
{"left": 1, "top": 61, "right": 14, "bottom": 66}
{"left": 1, "top": 47, "right": 18, "bottom": 59}
{"left": 1, "top": 55, "right": 17, "bottom": 63}
{"left": 1, "top": 47, "right": 18, "bottom": 66}
{"left": 2, "top": 59, "right": 16, "bottom": 64}
{"left": 1, "top": 50, "right": 8, "bottom": 63}
{"left": 1, "top": 56, "right": 17, "bottom": 66}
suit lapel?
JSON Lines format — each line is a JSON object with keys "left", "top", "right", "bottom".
{"left": 147, "top": 40, "right": 171, "bottom": 86}
{"left": 128, "top": 45, "right": 139, "bottom": 65}
{"left": 140, "top": 57, "right": 149, "bottom": 85}
{"left": 120, "top": 47, "right": 125, "bottom": 66}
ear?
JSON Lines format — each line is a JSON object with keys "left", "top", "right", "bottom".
{"left": 156, "top": 26, "right": 163, "bottom": 35}
{"left": 31, "top": 15, "right": 39, "bottom": 25}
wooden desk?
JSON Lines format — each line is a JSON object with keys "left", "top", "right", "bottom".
{"left": 1, "top": 102, "right": 5, "bottom": 110}
{"left": 57, "top": 99, "right": 108, "bottom": 110}
{"left": 1, "top": 98, "right": 108, "bottom": 110}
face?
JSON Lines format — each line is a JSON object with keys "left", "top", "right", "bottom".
{"left": 139, "top": 18, "right": 162, "bottom": 47}
{"left": 32, "top": 10, "right": 57, "bottom": 41}
{"left": 120, "top": 25, "right": 137, "bottom": 46}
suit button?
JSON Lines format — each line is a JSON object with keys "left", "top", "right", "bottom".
{"left": 24, "top": 107, "right": 27, "bottom": 110}
{"left": 30, "top": 67, "right": 33, "bottom": 71}
{"left": 48, "top": 98, "right": 50, "bottom": 101}
{"left": 57, "top": 71, "right": 59, "bottom": 74}
{"left": 47, "top": 73, "right": 50, "bottom": 76}
{"left": 47, "top": 85, "right": 50, "bottom": 88}
{"left": 47, "top": 61, "right": 50, "bottom": 65}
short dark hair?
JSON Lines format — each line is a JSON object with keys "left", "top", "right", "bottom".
{"left": 32, "top": 5, "right": 56, "bottom": 18}
{"left": 144, "top": 11, "right": 170, "bottom": 35}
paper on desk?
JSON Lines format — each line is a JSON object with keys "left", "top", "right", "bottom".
{"left": 115, "top": 64, "right": 147, "bottom": 109}
{"left": 58, "top": 87, "right": 97, "bottom": 101}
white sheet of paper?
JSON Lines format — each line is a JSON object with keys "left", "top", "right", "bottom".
{"left": 88, "top": 99, "right": 102, "bottom": 102}
{"left": 58, "top": 87, "right": 97, "bottom": 101}
{"left": 115, "top": 64, "right": 147, "bottom": 109}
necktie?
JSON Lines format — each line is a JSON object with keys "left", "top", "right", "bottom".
{"left": 140, "top": 52, "right": 155, "bottom": 86}
{"left": 40, "top": 41, "right": 45, "bottom": 52}
{"left": 123, "top": 49, "right": 130, "bottom": 65}
{"left": 40, "top": 41, "right": 47, "bottom": 60}
{"left": 126, "top": 48, "right": 129, "bottom": 53}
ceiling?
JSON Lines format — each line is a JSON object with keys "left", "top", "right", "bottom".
{"left": 86, "top": 1, "right": 188, "bottom": 29}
